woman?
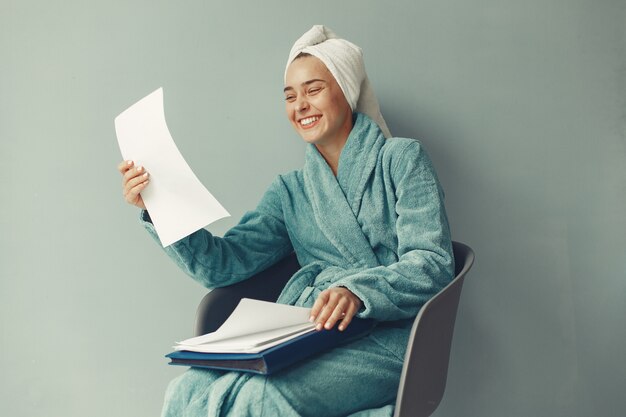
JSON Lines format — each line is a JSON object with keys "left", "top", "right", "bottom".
{"left": 118, "top": 25, "right": 454, "bottom": 417}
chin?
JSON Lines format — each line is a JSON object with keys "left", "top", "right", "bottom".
{"left": 300, "top": 132, "right": 328, "bottom": 145}
{"left": 294, "top": 127, "right": 321, "bottom": 144}
{"left": 291, "top": 121, "right": 330, "bottom": 145}
{"left": 300, "top": 134, "right": 320, "bottom": 144}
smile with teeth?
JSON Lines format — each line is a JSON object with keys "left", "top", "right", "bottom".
{"left": 299, "top": 116, "right": 321, "bottom": 127}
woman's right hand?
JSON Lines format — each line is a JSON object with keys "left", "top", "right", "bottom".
{"left": 118, "top": 160, "right": 149, "bottom": 210}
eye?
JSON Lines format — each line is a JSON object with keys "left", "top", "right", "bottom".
{"left": 285, "top": 94, "right": 296, "bottom": 102}
{"left": 308, "top": 87, "right": 322, "bottom": 95}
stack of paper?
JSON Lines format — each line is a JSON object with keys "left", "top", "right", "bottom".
{"left": 166, "top": 299, "right": 376, "bottom": 374}
{"left": 175, "top": 299, "right": 316, "bottom": 354}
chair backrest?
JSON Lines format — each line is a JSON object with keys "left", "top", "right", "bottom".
{"left": 393, "top": 241, "right": 475, "bottom": 417}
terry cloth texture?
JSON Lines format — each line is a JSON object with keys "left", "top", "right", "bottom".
{"left": 143, "top": 113, "right": 454, "bottom": 417}
{"left": 285, "top": 25, "right": 391, "bottom": 138}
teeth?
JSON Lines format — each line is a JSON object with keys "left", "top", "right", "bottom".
{"left": 300, "top": 116, "right": 319, "bottom": 126}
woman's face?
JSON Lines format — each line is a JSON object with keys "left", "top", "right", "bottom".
{"left": 284, "top": 56, "right": 353, "bottom": 147}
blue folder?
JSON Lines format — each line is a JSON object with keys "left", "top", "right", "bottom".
{"left": 166, "top": 318, "right": 376, "bottom": 375}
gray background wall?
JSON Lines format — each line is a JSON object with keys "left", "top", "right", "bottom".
{"left": 1, "top": 1, "right": 624, "bottom": 416}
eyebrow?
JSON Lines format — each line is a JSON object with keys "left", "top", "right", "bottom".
{"left": 283, "top": 79, "right": 327, "bottom": 93}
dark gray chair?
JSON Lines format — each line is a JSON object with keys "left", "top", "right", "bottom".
{"left": 194, "top": 241, "right": 474, "bottom": 417}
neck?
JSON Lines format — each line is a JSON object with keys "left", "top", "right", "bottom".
{"left": 314, "top": 112, "right": 354, "bottom": 176}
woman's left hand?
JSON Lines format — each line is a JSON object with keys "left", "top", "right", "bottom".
{"left": 310, "top": 287, "right": 362, "bottom": 331}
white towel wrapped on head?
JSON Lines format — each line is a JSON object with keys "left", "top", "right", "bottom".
{"left": 285, "top": 25, "right": 391, "bottom": 138}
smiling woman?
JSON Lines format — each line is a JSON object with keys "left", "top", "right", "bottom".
{"left": 118, "top": 24, "right": 454, "bottom": 417}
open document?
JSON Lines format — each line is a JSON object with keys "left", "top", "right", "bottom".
{"left": 174, "top": 299, "right": 317, "bottom": 354}
{"left": 114, "top": 88, "right": 229, "bottom": 247}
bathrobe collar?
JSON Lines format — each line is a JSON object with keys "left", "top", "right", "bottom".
{"left": 303, "top": 112, "right": 385, "bottom": 269}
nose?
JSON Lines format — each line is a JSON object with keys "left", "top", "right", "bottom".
{"left": 295, "top": 97, "right": 309, "bottom": 113}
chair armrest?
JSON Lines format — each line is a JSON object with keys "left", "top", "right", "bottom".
{"left": 194, "top": 253, "right": 300, "bottom": 336}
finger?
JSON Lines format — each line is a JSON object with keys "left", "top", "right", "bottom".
{"left": 124, "top": 178, "right": 149, "bottom": 204}
{"left": 117, "top": 160, "right": 134, "bottom": 174}
{"left": 324, "top": 298, "right": 350, "bottom": 330}
{"left": 123, "top": 169, "right": 149, "bottom": 196}
{"left": 337, "top": 302, "right": 359, "bottom": 331}
{"left": 315, "top": 293, "right": 341, "bottom": 330}
{"left": 122, "top": 167, "right": 150, "bottom": 198}
{"left": 310, "top": 290, "right": 329, "bottom": 322}
{"left": 124, "top": 170, "right": 149, "bottom": 192}
{"left": 122, "top": 165, "right": 147, "bottom": 187}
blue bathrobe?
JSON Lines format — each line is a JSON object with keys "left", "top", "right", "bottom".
{"left": 142, "top": 113, "right": 454, "bottom": 417}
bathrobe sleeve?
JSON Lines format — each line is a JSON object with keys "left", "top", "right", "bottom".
{"left": 140, "top": 178, "right": 293, "bottom": 289}
{"left": 329, "top": 141, "right": 455, "bottom": 321}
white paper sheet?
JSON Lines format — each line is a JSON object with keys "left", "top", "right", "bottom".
{"left": 174, "top": 299, "right": 316, "bottom": 353}
{"left": 115, "top": 88, "right": 229, "bottom": 247}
